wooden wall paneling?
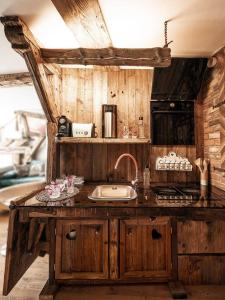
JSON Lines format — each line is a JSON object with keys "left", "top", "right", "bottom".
{"left": 77, "top": 69, "right": 86, "bottom": 123}
{"left": 107, "top": 144, "right": 129, "bottom": 182}
{"left": 92, "top": 68, "right": 108, "bottom": 137}
{"left": 150, "top": 146, "right": 168, "bottom": 183}
{"left": 92, "top": 145, "right": 107, "bottom": 181}
{"left": 76, "top": 144, "right": 93, "bottom": 181}
{"left": 117, "top": 70, "right": 127, "bottom": 137}
{"left": 135, "top": 70, "right": 151, "bottom": 139}
{"left": 60, "top": 144, "right": 76, "bottom": 177}
{"left": 84, "top": 69, "right": 93, "bottom": 123}
{"left": 47, "top": 74, "right": 62, "bottom": 120}
{"left": 107, "top": 69, "right": 119, "bottom": 105}
{"left": 61, "top": 69, "right": 78, "bottom": 121}
{"left": 149, "top": 146, "right": 197, "bottom": 183}
{"left": 127, "top": 70, "right": 136, "bottom": 136}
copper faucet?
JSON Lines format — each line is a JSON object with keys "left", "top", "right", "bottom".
{"left": 114, "top": 153, "right": 138, "bottom": 186}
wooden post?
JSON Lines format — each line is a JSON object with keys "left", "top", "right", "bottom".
{"left": 47, "top": 122, "right": 57, "bottom": 182}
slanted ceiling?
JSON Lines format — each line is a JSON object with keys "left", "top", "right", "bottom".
{"left": 0, "top": 0, "right": 225, "bottom": 73}
{"left": 152, "top": 58, "right": 207, "bottom": 100}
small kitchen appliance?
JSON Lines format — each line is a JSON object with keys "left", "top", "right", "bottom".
{"left": 57, "top": 115, "right": 71, "bottom": 137}
{"left": 72, "top": 123, "right": 95, "bottom": 138}
{"left": 102, "top": 104, "right": 117, "bottom": 138}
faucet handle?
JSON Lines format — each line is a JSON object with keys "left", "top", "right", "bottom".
{"left": 131, "top": 178, "right": 138, "bottom": 186}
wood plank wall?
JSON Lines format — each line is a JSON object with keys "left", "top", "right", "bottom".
{"left": 53, "top": 67, "right": 197, "bottom": 183}
{"left": 59, "top": 68, "right": 151, "bottom": 138}
{"left": 200, "top": 47, "right": 225, "bottom": 190}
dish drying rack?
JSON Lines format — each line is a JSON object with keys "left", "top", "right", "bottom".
{"left": 156, "top": 152, "right": 192, "bottom": 172}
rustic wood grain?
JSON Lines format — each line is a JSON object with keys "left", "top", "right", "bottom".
{"left": 3, "top": 210, "right": 41, "bottom": 295}
{"left": 177, "top": 220, "right": 225, "bottom": 254}
{"left": 120, "top": 217, "right": 172, "bottom": 279}
{"left": 41, "top": 47, "right": 171, "bottom": 67}
{"left": 51, "top": 0, "right": 112, "bottom": 48}
{"left": 55, "top": 219, "right": 109, "bottom": 280}
{"left": 109, "top": 219, "right": 119, "bottom": 280}
{"left": 0, "top": 72, "right": 32, "bottom": 87}
{"left": 178, "top": 255, "right": 225, "bottom": 284}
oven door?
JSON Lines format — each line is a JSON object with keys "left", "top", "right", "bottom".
{"left": 151, "top": 101, "right": 195, "bottom": 145}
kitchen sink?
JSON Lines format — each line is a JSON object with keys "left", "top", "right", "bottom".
{"left": 88, "top": 185, "right": 137, "bottom": 201}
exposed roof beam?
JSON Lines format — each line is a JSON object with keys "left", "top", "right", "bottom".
{"left": 0, "top": 72, "right": 32, "bottom": 87}
{"left": 41, "top": 47, "right": 171, "bottom": 67}
{"left": 51, "top": 0, "right": 112, "bottom": 48}
{"left": 0, "top": 16, "right": 60, "bottom": 123}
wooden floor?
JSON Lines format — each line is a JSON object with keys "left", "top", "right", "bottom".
{"left": 0, "top": 213, "right": 225, "bottom": 300}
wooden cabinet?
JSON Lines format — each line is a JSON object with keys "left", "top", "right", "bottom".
{"left": 177, "top": 220, "right": 225, "bottom": 284}
{"left": 120, "top": 217, "right": 172, "bottom": 279}
{"left": 55, "top": 217, "right": 172, "bottom": 282}
{"left": 55, "top": 219, "right": 109, "bottom": 280}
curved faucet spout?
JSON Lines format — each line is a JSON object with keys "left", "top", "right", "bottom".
{"left": 114, "top": 153, "right": 138, "bottom": 186}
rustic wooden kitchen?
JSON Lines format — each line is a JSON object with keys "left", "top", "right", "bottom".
{"left": 1, "top": 2, "right": 225, "bottom": 299}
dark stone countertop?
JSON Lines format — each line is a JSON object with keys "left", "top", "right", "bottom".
{"left": 18, "top": 182, "right": 225, "bottom": 210}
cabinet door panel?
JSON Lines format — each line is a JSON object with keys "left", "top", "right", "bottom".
{"left": 55, "top": 219, "right": 108, "bottom": 280}
{"left": 178, "top": 255, "right": 225, "bottom": 284}
{"left": 178, "top": 220, "right": 225, "bottom": 254}
{"left": 120, "top": 217, "right": 171, "bottom": 279}
{"left": 3, "top": 210, "right": 44, "bottom": 295}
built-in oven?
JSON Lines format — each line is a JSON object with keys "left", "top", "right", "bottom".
{"left": 151, "top": 100, "right": 195, "bottom": 145}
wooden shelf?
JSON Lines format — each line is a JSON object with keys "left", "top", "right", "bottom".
{"left": 56, "top": 137, "right": 150, "bottom": 144}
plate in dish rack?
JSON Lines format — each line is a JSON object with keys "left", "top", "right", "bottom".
{"left": 36, "top": 188, "right": 79, "bottom": 202}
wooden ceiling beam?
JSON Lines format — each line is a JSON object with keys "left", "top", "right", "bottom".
{"left": 41, "top": 47, "right": 171, "bottom": 67}
{"left": 0, "top": 16, "right": 60, "bottom": 123}
{"left": 0, "top": 72, "right": 33, "bottom": 87}
{"left": 51, "top": 0, "right": 112, "bottom": 48}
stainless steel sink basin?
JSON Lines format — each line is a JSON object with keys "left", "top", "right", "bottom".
{"left": 88, "top": 185, "right": 137, "bottom": 201}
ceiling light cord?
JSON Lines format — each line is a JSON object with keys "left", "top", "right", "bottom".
{"left": 164, "top": 20, "right": 173, "bottom": 48}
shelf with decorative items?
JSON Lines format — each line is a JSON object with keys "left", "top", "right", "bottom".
{"left": 156, "top": 152, "right": 193, "bottom": 171}
{"left": 55, "top": 137, "right": 150, "bottom": 144}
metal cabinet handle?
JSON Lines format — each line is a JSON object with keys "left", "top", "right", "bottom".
{"left": 66, "top": 230, "right": 77, "bottom": 240}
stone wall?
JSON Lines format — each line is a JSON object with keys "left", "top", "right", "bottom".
{"left": 201, "top": 47, "right": 225, "bottom": 190}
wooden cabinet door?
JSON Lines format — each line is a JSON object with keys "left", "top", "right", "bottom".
{"left": 55, "top": 219, "right": 109, "bottom": 280}
{"left": 3, "top": 210, "right": 45, "bottom": 295}
{"left": 120, "top": 217, "right": 172, "bottom": 279}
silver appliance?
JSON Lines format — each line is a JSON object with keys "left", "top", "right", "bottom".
{"left": 102, "top": 105, "right": 117, "bottom": 138}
